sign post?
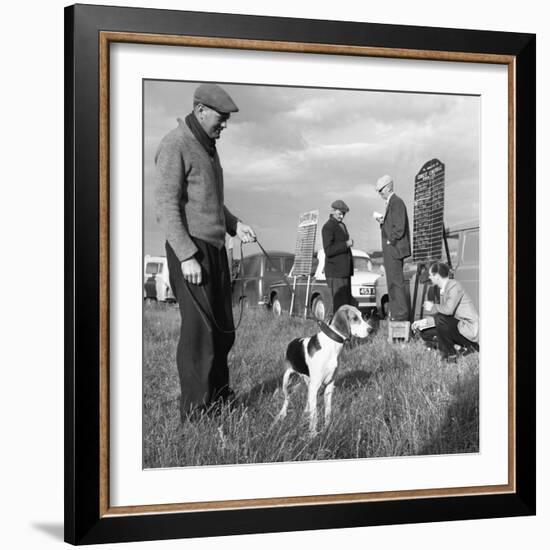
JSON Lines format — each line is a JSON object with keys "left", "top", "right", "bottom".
{"left": 290, "top": 210, "right": 319, "bottom": 317}
{"left": 411, "top": 158, "right": 446, "bottom": 322}
{"left": 413, "top": 158, "right": 445, "bottom": 263}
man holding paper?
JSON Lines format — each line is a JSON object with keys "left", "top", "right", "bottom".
{"left": 373, "top": 174, "right": 411, "bottom": 321}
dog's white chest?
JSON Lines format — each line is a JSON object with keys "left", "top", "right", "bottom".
{"left": 306, "top": 335, "right": 341, "bottom": 384}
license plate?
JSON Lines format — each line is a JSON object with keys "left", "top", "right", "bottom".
{"left": 359, "top": 287, "right": 374, "bottom": 296}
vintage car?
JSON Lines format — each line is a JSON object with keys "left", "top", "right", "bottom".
{"left": 143, "top": 255, "right": 176, "bottom": 302}
{"left": 375, "top": 220, "right": 479, "bottom": 320}
{"left": 231, "top": 251, "right": 295, "bottom": 308}
{"left": 268, "top": 248, "right": 381, "bottom": 321}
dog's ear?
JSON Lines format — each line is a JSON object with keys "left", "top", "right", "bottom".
{"left": 332, "top": 306, "right": 352, "bottom": 339}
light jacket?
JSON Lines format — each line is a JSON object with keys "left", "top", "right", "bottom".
{"left": 433, "top": 278, "right": 479, "bottom": 343}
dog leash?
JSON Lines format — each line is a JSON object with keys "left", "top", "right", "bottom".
{"left": 183, "top": 237, "right": 294, "bottom": 333}
{"left": 182, "top": 241, "right": 246, "bottom": 334}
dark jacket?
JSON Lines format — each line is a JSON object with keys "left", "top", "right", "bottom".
{"left": 381, "top": 194, "right": 411, "bottom": 260}
{"left": 322, "top": 216, "right": 354, "bottom": 278}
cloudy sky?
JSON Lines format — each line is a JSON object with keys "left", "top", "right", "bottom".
{"left": 144, "top": 80, "right": 479, "bottom": 258}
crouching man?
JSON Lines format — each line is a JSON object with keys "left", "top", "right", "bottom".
{"left": 413, "top": 262, "right": 479, "bottom": 363}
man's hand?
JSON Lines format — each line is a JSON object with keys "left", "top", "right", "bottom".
{"left": 181, "top": 257, "right": 202, "bottom": 285}
{"left": 236, "top": 221, "right": 256, "bottom": 244}
{"left": 346, "top": 239, "right": 354, "bottom": 248}
{"left": 424, "top": 300, "right": 434, "bottom": 313}
{"left": 373, "top": 211, "right": 384, "bottom": 224}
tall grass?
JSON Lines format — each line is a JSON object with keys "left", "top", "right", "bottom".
{"left": 143, "top": 302, "right": 478, "bottom": 468}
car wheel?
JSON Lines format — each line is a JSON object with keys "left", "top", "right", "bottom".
{"left": 271, "top": 296, "right": 282, "bottom": 316}
{"left": 312, "top": 296, "right": 326, "bottom": 321}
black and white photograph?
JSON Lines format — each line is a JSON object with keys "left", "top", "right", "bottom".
{"left": 0, "top": 0, "right": 536, "bottom": 547}
{"left": 142, "top": 79, "right": 480, "bottom": 469}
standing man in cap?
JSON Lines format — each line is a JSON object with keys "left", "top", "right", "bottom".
{"left": 373, "top": 175, "right": 411, "bottom": 321}
{"left": 155, "top": 83, "right": 256, "bottom": 422}
{"left": 322, "top": 200, "right": 355, "bottom": 315}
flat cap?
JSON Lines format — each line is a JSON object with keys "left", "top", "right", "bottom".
{"left": 375, "top": 174, "right": 394, "bottom": 192}
{"left": 194, "top": 83, "right": 239, "bottom": 114}
{"left": 331, "top": 200, "right": 349, "bottom": 213}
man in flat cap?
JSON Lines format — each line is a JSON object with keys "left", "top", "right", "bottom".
{"left": 373, "top": 174, "right": 411, "bottom": 321}
{"left": 155, "top": 83, "right": 256, "bottom": 422}
{"left": 322, "top": 200, "right": 355, "bottom": 316}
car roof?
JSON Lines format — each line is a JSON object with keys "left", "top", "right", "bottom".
{"left": 446, "top": 220, "right": 479, "bottom": 233}
{"left": 145, "top": 256, "right": 166, "bottom": 262}
{"left": 240, "top": 251, "right": 293, "bottom": 259}
{"left": 351, "top": 248, "right": 371, "bottom": 258}
{"left": 316, "top": 248, "right": 371, "bottom": 258}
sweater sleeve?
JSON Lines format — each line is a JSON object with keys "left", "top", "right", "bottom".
{"left": 223, "top": 205, "right": 239, "bottom": 236}
{"left": 154, "top": 136, "right": 198, "bottom": 261}
{"left": 433, "top": 282, "right": 464, "bottom": 316}
{"left": 322, "top": 223, "right": 348, "bottom": 257}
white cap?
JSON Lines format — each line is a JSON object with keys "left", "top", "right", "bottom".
{"left": 375, "top": 174, "right": 393, "bottom": 192}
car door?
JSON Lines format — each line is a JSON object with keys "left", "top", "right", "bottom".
{"left": 454, "top": 229, "right": 479, "bottom": 312}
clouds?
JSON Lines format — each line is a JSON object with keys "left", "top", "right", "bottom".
{"left": 144, "top": 80, "right": 479, "bottom": 257}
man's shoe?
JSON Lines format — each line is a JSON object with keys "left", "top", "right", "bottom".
{"left": 218, "top": 387, "right": 236, "bottom": 404}
{"left": 181, "top": 404, "right": 207, "bottom": 424}
{"left": 206, "top": 387, "right": 238, "bottom": 416}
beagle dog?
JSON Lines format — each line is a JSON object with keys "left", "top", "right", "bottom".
{"left": 275, "top": 305, "right": 373, "bottom": 435}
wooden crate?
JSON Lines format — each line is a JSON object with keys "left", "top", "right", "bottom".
{"left": 388, "top": 321, "right": 411, "bottom": 343}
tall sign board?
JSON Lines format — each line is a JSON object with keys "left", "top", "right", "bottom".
{"left": 292, "top": 210, "right": 319, "bottom": 276}
{"left": 289, "top": 210, "right": 319, "bottom": 317}
{"left": 412, "top": 159, "right": 445, "bottom": 263}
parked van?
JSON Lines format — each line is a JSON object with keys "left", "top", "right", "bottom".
{"left": 143, "top": 255, "right": 175, "bottom": 302}
{"left": 375, "top": 220, "right": 479, "bottom": 320}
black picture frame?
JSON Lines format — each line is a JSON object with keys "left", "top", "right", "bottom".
{"left": 65, "top": 3, "right": 536, "bottom": 545}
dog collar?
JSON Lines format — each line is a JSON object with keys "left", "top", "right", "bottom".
{"left": 318, "top": 321, "right": 347, "bottom": 344}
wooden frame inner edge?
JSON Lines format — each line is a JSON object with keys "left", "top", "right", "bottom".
{"left": 99, "top": 31, "right": 111, "bottom": 517}
{"left": 98, "top": 31, "right": 517, "bottom": 517}
{"left": 507, "top": 58, "right": 517, "bottom": 494}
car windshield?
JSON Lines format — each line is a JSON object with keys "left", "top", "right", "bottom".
{"left": 353, "top": 257, "right": 373, "bottom": 272}
{"left": 145, "top": 262, "right": 162, "bottom": 275}
{"left": 240, "top": 256, "right": 262, "bottom": 277}
{"left": 445, "top": 233, "right": 460, "bottom": 268}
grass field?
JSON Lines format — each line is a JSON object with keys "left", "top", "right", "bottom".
{"left": 143, "top": 302, "right": 479, "bottom": 469}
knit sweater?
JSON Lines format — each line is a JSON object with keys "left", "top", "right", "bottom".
{"left": 154, "top": 118, "right": 239, "bottom": 261}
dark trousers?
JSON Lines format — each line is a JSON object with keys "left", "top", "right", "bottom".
{"left": 166, "top": 239, "right": 235, "bottom": 419}
{"left": 420, "top": 313, "right": 479, "bottom": 357}
{"left": 382, "top": 247, "right": 409, "bottom": 321}
{"left": 326, "top": 277, "right": 354, "bottom": 314}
